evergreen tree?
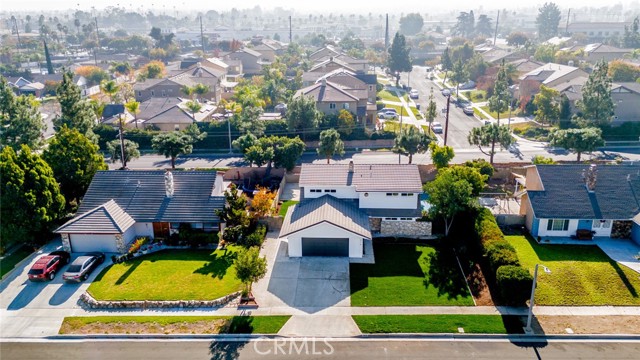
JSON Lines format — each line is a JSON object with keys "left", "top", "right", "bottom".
{"left": 54, "top": 70, "right": 96, "bottom": 136}
{"left": 106, "top": 139, "right": 140, "bottom": 167}
{"left": 387, "top": 32, "right": 412, "bottom": 86}
{"left": 559, "top": 94, "right": 572, "bottom": 128}
{"left": 151, "top": 132, "right": 195, "bottom": 169}
{"left": 394, "top": 126, "right": 432, "bottom": 164}
{"left": 536, "top": 2, "right": 562, "bottom": 41}
{"left": 286, "top": 95, "right": 321, "bottom": 141}
{"left": 549, "top": 127, "right": 604, "bottom": 162}
{"left": 467, "top": 124, "right": 514, "bottom": 165}
{"left": 475, "top": 14, "right": 493, "bottom": 37}
{"left": 1, "top": 77, "right": 46, "bottom": 150}
{"left": 317, "top": 129, "right": 345, "bottom": 164}
{"left": 1, "top": 145, "right": 65, "bottom": 247}
{"left": 441, "top": 47, "right": 453, "bottom": 72}
{"left": 577, "top": 60, "right": 614, "bottom": 127}
{"left": 450, "top": 59, "right": 469, "bottom": 97}
{"left": 425, "top": 87, "right": 438, "bottom": 130}
{"left": 43, "top": 40, "right": 54, "bottom": 74}
{"left": 43, "top": 126, "right": 107, "bottom": 205}
{"left": 215, "top": 184, "right": 250, "bottom": 243}
{"left": 533, "top": 85, "right": 560, "bottom": 125}
{"left": 488, "top": 61, "right": 510, "bottom": 125}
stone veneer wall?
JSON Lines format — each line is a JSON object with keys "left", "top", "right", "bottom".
{"left": 380, "top": 220, "right": 432, "bottom": 237}
{"left": 369, "top": 218, "right": 382, "bottom": 232}
{"left": 79, "top": 291, "right": 241, "bottom": 309}
{"left": 60, "top": 234, "right": 71, "bottom": 252}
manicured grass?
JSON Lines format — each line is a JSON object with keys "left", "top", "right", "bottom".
{"left": 383, "top": 121, "right": 414, "bottom": 133}
{"left": 473, "top": 108, "right": 488, "bottom": 120}
{"left": 87, "top": 249, "right": 243, "bottom": 301}
{"left": 0, "top": 246, "right": 33, "bottom": 278}
{"left": 410, "top": 106, "right": 423, "bottom": 119}
{"left": 421, "top": 125, "right": 434, "bottom": 136}
{"left": 350, "top": 243, "right": 474, "bottom": 306}
{"left": 479, "top": 105, "right": 521, "bottom": 120}
{"left": 353, "top": 315, "right": 517, "bottom": 334}
{"left": 59, "top": 315, "right": 291, "bottom": 334}
{"left": 507, "top": 235, "right": 640, "bottom": 305}
{"left": 378, "top": 90, "right": 401, "bottom": 102}
{"left": 279, "top": 200, "right": 299, "bottom": 217}
{"left": 460, "top": 90, "right": 487, "bottom": 102}
{"left": 510, "top": 122, "right": 552, "bottom": 141}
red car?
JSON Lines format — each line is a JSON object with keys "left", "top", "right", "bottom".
{"left": 28, "top": 251, "right": 70, "bottom": 281}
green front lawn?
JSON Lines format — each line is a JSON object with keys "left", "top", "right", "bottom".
{"left": 473, "top": 108, "right": 488, "bottom": 120}
{"left": 508, "top": 235, "right": 640, "bottom": 305}
{"left": 378, "top": 90, "right": 401, "bottom": 102}
{"left": 353, "top": 315, "right": 517, "bottom": 334}
{"left": 350, "top": 243, "right": 474, "bottom": 306}
{"left": 383, "top": 121, "right": 414, "bottom": 133}
{"left": 0, "top": 246, "right": 33, "bottom": 278}
{"left": 279, "top": 200, "right": 299, "bottom": 217}
{"left": 479, "top": 105, "right": 521, "bottom": 120}
{"left": 88, "top": 249, "right": 243, "bottom": 301}
{"left": 460, "top": 90, "right": 487, "bottom": 102}
{"left": 60, "top": 315, "right": 290, "bottom": 334}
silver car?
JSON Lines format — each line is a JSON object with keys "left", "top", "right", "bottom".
{"left": 62, "top": 253, "right": 105, "bottom": 282}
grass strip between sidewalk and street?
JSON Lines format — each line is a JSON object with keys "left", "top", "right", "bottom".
{"left": 59, "top": 315, "right": 291, "bottom": 335}
{"left": 352, "top": 315, "right": 519, "bottom": 334}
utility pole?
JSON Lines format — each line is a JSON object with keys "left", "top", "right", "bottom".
{"left": 493, "top": 11, "right": 500, "bottom": 46}
{"left": 384, "top": 14, "right": 389, "bottom": 51}
{"left": 200, "top": 16, "right": 206, "bottom": 54}
{"left": 565, "top": 9, "right": 571, "bottom": 36}
{"left": 289, "top": 16, "right": 292, "bottom": 43}
{"left": 398, "top": 106, "right": 403, "bottom": 164}
{"left": 444, "top": 94, "right": 451, "bottom": 146}
{"left": 117, "top": 115, "right": 127, "bottom": 169}
{"left": 227, "top": 112, "right": 233, "bottom": 153}
{"left": 93, "top": 17, "right": 100, "bottom": 66}
{"left": 12, "top": 16, "right": 21, "bottom": 55}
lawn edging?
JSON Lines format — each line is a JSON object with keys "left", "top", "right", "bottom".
{"left": 79, "top": 291, "right": 241, "bottom": 309}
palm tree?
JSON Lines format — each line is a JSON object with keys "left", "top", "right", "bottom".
{"left": 125, "top": 100, "right": 140, "bottom": 129}
{"left": 100, "top": 80, "right": 119, "bottom": 103}
{"left": 193, "top": 83, "right": 210, "bottom": 101}
{"left": 181, "top": 85, "right": 194, "bottom": 99}
{"left": 185, "top": 100, "right": 202, "bottom": 121}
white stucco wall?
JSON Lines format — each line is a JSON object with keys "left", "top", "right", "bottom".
{"left": 284, "top": 222, "right": 364, "bottom": 258}
{"left": 537, "top": 219, "right": 579, "bottom": 237}
{"left": 302, "top": 186, "right": 358, "bottom": 200}
{"left": 358, "top": 191, "right": 419, "bottom": 209}
{"left": 591, "top": 221, "right": 614, "bottom": 237}
{"left": 134, "top": 223, "right": 154, "bottom": 238}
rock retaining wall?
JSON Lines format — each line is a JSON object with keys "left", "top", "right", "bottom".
{"left": 380, "top": 220, "right": 432, "bottom": 237}
{"left": 79, "top": 291, "right": 241, "bottom": 309}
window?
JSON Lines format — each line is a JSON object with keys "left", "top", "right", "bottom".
{"left": 170, "top": 223, "right": 180, "bottom": 230}
{"left": 324, "top": 189, "right": 336, "bottom": 193}
{"left": 343, "top": 103, "right": 349, "bottom": 109}
{"left": 547, "top": 219, "right": 569, "bottom": 231}
{"left": 400, "top": 217, "right": 412, "bottom": 221}
{"left": 310, "top": 189, "right": 322, "bottom": 193}
{"left": 593, "top": 220, "right": 612, "bottom": 229}
{"left": 385, "top": 217, "right": 398, "bottom": 221}
{"left": 386, "top": 193, "right": 399, "bottom": 196}
{"left": 137, "top": 91, "right": 142, "bottom": 97}
{"left": 369, "top": 85, "right": 373, "bottom": 91}
{"left": 162, "top": 90, "right": 166, "bottom": 97}
{"left": 192, "top": 223, "right": 203, "bottom": 229}
{"left": 203, "top": 223, "right": 217, "bottom": 232}
{"left": 329, "top": 103, "right": 336, "bottom": 109}
{"left": 401, "top": 193, "right": 414, "bottom": 196}
{"left": 151, "top": 90, "right": 155, "bottom": 96}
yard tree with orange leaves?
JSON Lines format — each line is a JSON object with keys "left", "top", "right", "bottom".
{"left": 138, "top": 61, "right": 165, "bottom": 81}
{"left": 251, "top": 186, "right": 276, "bottom": 217}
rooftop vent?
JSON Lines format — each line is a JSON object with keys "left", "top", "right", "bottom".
{"left": 165, "top": 170, "right": 174, "bottom": 198}
{"left": 582, "top": 164, "right": 597, "bottom": 192}
{"left": 348, "top": 160, "right": 354, "bottom": 173}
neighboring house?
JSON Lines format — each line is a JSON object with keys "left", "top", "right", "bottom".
{"left": 309, "top": 56, "right": 357, "bottom": 74}
{"left": 507, "top": 59, "right": 545, "bottom": 81}
{"left": 251, "top": 42, "right": 281, "bottom": 62}
{"left": 518, "top": 62, "right": 589, "bottom": 102}
{"left": 561, "top": 43, "right": 633, "bottom": 63}
{"left": 101, "top": 104, "right": 135, "bottom": 127}
{"left": 279, "top": 162, "right": 428, "bottom": 258}
{"left": 309, "top": 45, "right": 342, "bottom": 62}
{"left": 171, "top": 64, "right": 225, "bottom": 102}
{"left": 567, "top": 22, "right": 629, "bottom": 41}
{"left": 477, "top": 46, "right": 525, "bottom": 65}
{"left": 229, "top": 48, "right": 268, "bottom": 76}
{"left": 143, "top": 100, "right": 216, "bottom": 131}
{"left": 133, "top": 78, "right": 183, "bottom": 102}
{"left": 519, "top": 164, "right": 640, "bottom": 244}
{"left": 55, "top": 170, "right": 225, "bottom": 253}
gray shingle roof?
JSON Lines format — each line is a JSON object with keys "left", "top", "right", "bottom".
{"left": 71, "top": 171, "right": 224, "bottom": 223}
{"left": 528, "top": 164, "right": 640, "bottom": 219}
{"left": 300, "top": 164, "right": 423, "bottom": 193}
{"left": 279, "top": 195, "right": 371, "bottom": 238}
{"left": 56, "top": 200, "right": 135, "bottom": 234}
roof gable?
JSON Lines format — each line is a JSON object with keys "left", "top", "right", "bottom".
{"left": 300, "top": 163, "right": 422, "bottom": 193}
{"left": 56, "top": 199, "right": 135, "bottom": 234}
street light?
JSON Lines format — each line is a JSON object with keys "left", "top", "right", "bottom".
{"left": 524, "top": 264, "right": 551, "bottom": 335}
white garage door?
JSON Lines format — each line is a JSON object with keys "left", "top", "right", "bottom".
{"left": 70, "top": 234, "right": 119, "bottom": 253}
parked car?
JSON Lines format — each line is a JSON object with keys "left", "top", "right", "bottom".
{"left": 62, "top": 252, "right": 105, "bottom": 282}
{"left": 441, "top": 89, "right": 451, "bottom": 97}
{"left": 379, "top": 111, "right": 398, "bottom": 119}
{"left": 463, "top": 106, "right": 475, "bottom": 115}
{"left": 380, "top": 107, "right": 398, "bottom": 114}
{"left": 409, "top": 89, "right": 419, "bottom": 99}
{"left": 459, "top": 80, "right": 476, "bottom": 90}
{"left": 28, "top": 251, "right": 70, "bottom": 281}
{"left": 431, "top": 122, "right": 443, "bottom": 134}
{"left": 455, "top": 99, "right": 470, "bottom": 108}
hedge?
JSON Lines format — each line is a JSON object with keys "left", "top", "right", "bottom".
{"left": 474, "top": 208, "right": 531, "bottom": 305}
{"left": 496, "top": 265, "right": 533, "bottom": 305}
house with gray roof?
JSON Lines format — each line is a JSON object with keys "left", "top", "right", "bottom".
{"left": 279, "top": 162, "right": 429, "bottom": 258}
{"left": 55, "top": 170, "right": 225, "bottom": 253}
{"left": 519, "top": 164, "right": 640, "bottom": 245}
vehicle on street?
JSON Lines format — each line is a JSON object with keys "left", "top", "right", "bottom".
{"left": 431, "top": 122, "right": 443, "bottom": 134}
{"left": 459, "top": 80, "right": 476, "bottom": 90}
{"left": 62, "top": 252, "right": 105, "bottom": 282}
{"left": 379, "top": 111, "right": 398, "bottom": 119}
{"left": 441, "top": 89, "right": 451, "bottom": 97}
{"left": 380, "top": 107, "right": 398, "bottom": 114}
{"left": 409, "top": 89, "right": 419, "bottom": 99}
{"left": 455, "top": 99, "right": 470, "bottom": 108}
{"left": 463, "top": 106, "right": 475, "bottom": 115}
{"left": 28, "top": 251, "right": 70, "bottom": 281}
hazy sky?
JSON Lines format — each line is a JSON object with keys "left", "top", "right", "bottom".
{"left": 4, "top": 0, "right": 636, "bottom": 13}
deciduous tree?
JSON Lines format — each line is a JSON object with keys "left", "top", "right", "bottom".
{"left": 286, "top": 95, "right": 321, "bottom": 140}
{"left": 399, "top": 13, "right": 424, "bottom": 36}
{"left": 467, "top": 124, "right": 514, "bottom": 165}
{"left": 106, "top": 139, "right": 140, "bottom": 167}
{"left": 151, "top": 132, "right": 195, "bottom": 169}
{"left": 317, "top": 129, "right": 345, "bottom": 164}
{"left": 394, "top": 126, "right": 432, "bottom": 164}
{"left": 0, "top": 78, "right": 45, "bottom": 150}
{"left": 251, "top": 186, "right": 276, "bottom": 217}
{"left": 549, "top": 127, "right": 604, "bottom": 162}
{"left": 429, "top": 143, "right": 455, "bottom": 169}
{"left": 235, "top": 246, "right": 267, "bottom": 296}
{"left": 424, "top": 169, "right": 474, "bottom": 237}
{"left": 533, "top": 85, "right": 560, "bottom": 125}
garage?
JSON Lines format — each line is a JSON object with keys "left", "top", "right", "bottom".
{"left": 69, "top": 234, "right": 119, "bottom": 253}
{"left": 302, "top": 237, "right": 349, "bottom": 257}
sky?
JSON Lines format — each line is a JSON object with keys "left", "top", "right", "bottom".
{"left": 4, "top": 0, "right": 635, "bottom": 13}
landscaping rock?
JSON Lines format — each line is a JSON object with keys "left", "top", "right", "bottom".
{"left": 78, "top": 291, "right": 241, "bottom": 310}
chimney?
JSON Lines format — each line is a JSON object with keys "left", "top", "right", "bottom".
{"left": 321, "top": 78, "right": 327, "bottom": 87}
{"left": 583, "top": 164, "right": 597, "bottom": 192}
{"left": 348, "top": 160, "right": 354, "bottom": 173}
{"left": 165, "top": 170, "right": 174, "bottom": 198}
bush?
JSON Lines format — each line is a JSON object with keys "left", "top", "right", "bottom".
{"left": 486, "top": 241, "right": 520, "bottom": 272}
{"left": 464, "top": 159, "right": 494, "bottom": 178}
{"left": 240, "top": 224, "right": 267, "bottom": 248}
{"left": 475, "top": 209, "right": 503, "bottom": 245}
{"left": 496, "top": 265, "right": 533, "bottom": 305}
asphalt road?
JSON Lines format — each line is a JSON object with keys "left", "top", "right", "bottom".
{"left": 3, "top": 339, "right": 640, "bottom": 360}
{"left": 400, "top": 66, "right": 481, "bottom": 149}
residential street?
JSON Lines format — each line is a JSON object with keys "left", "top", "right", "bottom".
{"left": 3, "top": 339, "right": 640, "bottom": 359}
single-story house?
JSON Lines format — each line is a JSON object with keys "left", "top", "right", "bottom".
{"left": 519, "top": 164, "right": 640, "bottom": 245}
{"left": 55, "top": 170, "right": 225, "bottom": 253}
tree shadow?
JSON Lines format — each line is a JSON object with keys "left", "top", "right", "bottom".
{"left": 612, "top": 261, "right": 639, "bottom": 298}
{"left": 114, "top": 261, "right": 141, "bottom": 285}
{"left": 209, "top": 339, "right": 250, "bottom": 360}
{"left": 48, "top": 281, "right": 82, "bottom": 306}
{"left": 423, "top": 247, "right": 471, "bottom": 300}
{"left": 193, "top": 251, "right": 237, "bottom": 280}
{"left": 523, "top": 234, "right": 608, "bottom": 262}
{"left": 225, "top": 316, "right": 255, "bottom": 334}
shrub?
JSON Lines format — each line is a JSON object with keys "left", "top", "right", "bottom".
{"left": 240, "top": 224, "right": 267, "bottom": 248}
{"left": 486, "top": 241, "right": 520, "bottom": 272}
{"left": 464, "top": 158, "right": 494, "bottom": 178}
{"left": 475, "top": 209, "right": 503, "bottom": 245}
{"left": 496, "top": 265, "right": 533, "bottom": 305}
{"left": 127, "top": 237, "right": 149, "bottom": 254}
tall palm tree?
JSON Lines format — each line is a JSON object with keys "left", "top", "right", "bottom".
{"left": 100, "top": 80, "right": 119, "bottom": 103}
{"left": 185, "top": 100, "right": 202, "bottom": 122}
{"left": 125, "top": 100, "right": 140, "bottom": 129}
{"left": 193, "top": 83, "right": 210, "bottom": 101}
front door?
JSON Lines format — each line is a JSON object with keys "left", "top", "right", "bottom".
{"left": 153, "top": 222, "right": 170, "bottom": 238}
{"left": 592, "top": 220, "right": 612, "bottom": 237}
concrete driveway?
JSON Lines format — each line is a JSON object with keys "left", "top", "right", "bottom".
{"left": 595, "top": 238, "right": 640, "bottom": 274}
{"left": 253, "top": 235, "right": 351, "bottom": 313}
{"left": 0, "top": 241, "right": 111, "bottom": 338}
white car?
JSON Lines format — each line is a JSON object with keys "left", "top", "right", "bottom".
{"left": 378, "top": 111, "right": 397, "bottom": 119}
{"left": 431, "top": 122, "right": 443, "bottom": 134}
{"left": 409, "top": 89, "right": 419, "bottom": 99}
{"left": 441, "top": 89, "right": 451, "bottom": 97}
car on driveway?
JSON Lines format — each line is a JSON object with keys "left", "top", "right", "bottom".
{"left": 431, "top": 122, "right": 443, "bottom": 133}
{"left": 409, "top": 89, "right": 419, "bottom": 99}
{"left": 463, "top": 106, "right": 475, "bottom": 115}
{"left": 62, "top": 252, "right": 105, "bottom": 282}
{"left": 378, "top": 110, "right": 398, "bottom": 119}
{"left": 28, "top": 251, "right": 70, "bottom": 281}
